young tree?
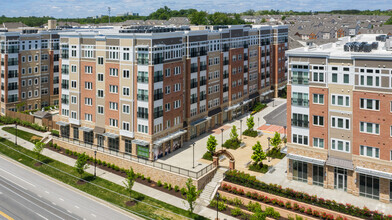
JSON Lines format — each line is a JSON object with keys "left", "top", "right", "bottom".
{"left": 74, "top": 152, "right": 89, "bottom": 178}
{"left": 251, "top": 141, "right": 266, "bottom": 168}
{"left": 270, "top": 132, "right": 282, "bottom": 149}
{"left": 33, "top": 141, "right": 45, "bottom": 161}
{"left": 247, "top": 115, "right": 255, "bottom": 131}
{"left": 230, "top": 125, "right": 239, "bottom": 142}
{"left": 183, "top": 178, "right": 200, "bottom": 214}
{"left": 123, "top": 167, "right": 136, "bottom": 201}
{"left": 189, "top": 11, "right": 208, "bottom": 25}
{"left": 206, "top": 135, "right": 218, "bottom": 156}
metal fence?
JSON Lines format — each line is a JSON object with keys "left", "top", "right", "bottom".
{"left": 53, "top": 136, "right": 216, "bottom": 179}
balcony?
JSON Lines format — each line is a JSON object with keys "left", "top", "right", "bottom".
{"left": 61, "top": 84, "right": 69, "bottom": 89}
{"left": 223, "top": 45, "right": 229, "bottom": 52}
{"left": 191, "top": 66, "right": 198, "bottom": 73}
{"left": 137, "top": 94, "right": 148, "bottom": 101}
{"left": 153, "top": 110, "right": 163, "bottom": 119}
{"left": 8, "top": 85, "right": 18, "bottom": 91}
{"left": 190, "top": 97, "right": 198, "bottom": 104}
{"left": 137, "top": 58, "right": 149, "bottom": 65}
{"left": 291, "top": 119, "right": 309, "bottom": 128}
{"left": 200, "top": 94, "right": 206, "bottom": 101}
{"left": 223, "top": 73, "right": 229, "bottom": 79}
{"left": 200, "top": 79, "right": 206, "bottom": 86}
{"left": 244, "top": 67, "right": 248, "bottom": 73}
{"left": 8, "top": 72, "right": 18, "bottom": 78}
{"left": 61, "top": 51, "right": 69, "bottom": 59}
{"left": 200, "top": 49, "right": 207, "bottom": 56}
{"left": 190, "top": 81, "right": 198, "bottom": 89}
{"left": 244, "top": 80, "right": 248, "bottom": 85}
{"left": 223, "top": 60, "right": 229, "bottom": 65}
{"left": 137, "top": 112, "right": 148, "bottom": 119}
{"left": 244, "top": 55, "right": 248, "bottom": 61}
{"left": 153, "top": 75, "right": 163, "bottom": 83}
{"left": 291, "top": 98, "right": 309, "bottom": 107}
{"left": 190, "top": 52, "right": 199, "bottom": 58}
{"left": 292, "top": 77, "right": 309, "bottom": 85}
{"left": 200, "top": 65, "right": 207, "bottom": 71}
{"left": 223, "top": 86, "right": 229, "bottom": 92}
{"left": 153, "top": 93, "right": 163, "bottom": 101}
{"left": 61, "top": 68, "right": 69, "bottom": 75}
{"left": 61, "top": 98, "right": 69, "bottom": 105}
{"left": 7, "top": 97, "right": 18, "bottom": 103}
{"left": 153, "top": 57, "right": 164, "bottom": 65}
{"left": 7, "top": 48, "right": 19, "bottom": 53}
{"left": 243, "top": 43, "right": 249, "bottom": 49}
{"left": 137, "top": 76, "right": 149, "bottom": 84}
{"left": 8, "top": 61, "right": 18, "bottom": 66}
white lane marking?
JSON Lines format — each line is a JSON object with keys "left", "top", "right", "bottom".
{"left": 59, "top": 197, "right": 64, "bottom": 201}
{"left": 0, "top": 191, "right": 2, "bottom": 195}
{"left": 35, "top": 212, "right": 49, "bottom": 220}
{"left": 271, "top": 109, "right": 286, "bottom": 119}
{"left": 0, "top": 167, "right": 36, "bottom": 187}
{"left": 67, "top": 210, "right": 72, "bottom": 213}
{"left": 74, "top": 205, "right": 79, "bottom": 209}
{"left": 91, "top": 213, "right": 96, "bottom": 218}
{"left": 38, "top": 194, "right": 42, "bottom": 198}
{"left": 45, "top": 191, "right": 50, "bottom": 194}
{"left": 52, "top": 202, "right": 56, "bottom": 205}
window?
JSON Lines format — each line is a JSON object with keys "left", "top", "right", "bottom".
{"left": 165, "top": 68, "right": 171, "bottom": 77}
{"left": 360, "top": 122, "right": 380, "bottom": 135}
{"left": 97, "top": 73, "right": 104, "bottom": 81}
{"left": 34, "top": 67, "right": 38, "bottom": 73}
{"left": 360, "top": 75, "right": 380, "bottom": 87}
{"left": 359, "top": 174, "right": 379, "bottom": 199}
{"left": 125, "top": 140, "right": 132, "bottom": 154}
{"left": 108, "top": 47, "right": 119, "bottom": 60}
{"left": 97, "top": 106, "right": 104, "bottom": 114}
{"left": 71, "top": 111, "right": 77, "bottom": 119}
{"left": 22, "top": 56, "right": 25, "bottom": 63}
{"left": 109, "top": 102, "right": 118, "bottom": 110}
{"left": 313, "top": 94, "right": 324, "bottom": 104}
{"left": 331, "top": 94, "right": 349, "bottom": 107}
{"left": 360, "top": 145, "right": 380, "bottom": 159}
{"left": 109, "top": 85, "right": 118, "bottom": 93}
{"left": 123, "top": 122, "right": 130, "bottom": 131}
{"left": 85, "top": 66, "right": 93, "bottom": 74}
{"left": 138, "top": 124, "right": 148, "bottom": 134}
{"left": 123, "top": 70, "right": 130, "bottom": 78}
{"left": 22, "top": 80, "right": 26, "bottom": 87}
{"left": 313, "top": 72, "right": 324, "bottom": 82}
{"left": 109, "top": 68, "right": 118, "bottom": 76}
{"left": 123, "top": 48, "right": 130, "bottom": 61}
{"left": 166, "top": 120, "right": 171, "bottom": 128}
{"left": 41, "top": 77, "right": 48, "bottom": 84}
{"left": 293, "top": 160, "right": 307, "bottom": 182}
{"left": 292, "top": 134, "right": 308, "bottom": 145}
{"left": 97, "top": 89, "right": 104, "bottom": 97}
{"left": 123, "top": 104, "right": 130, "bottom": 114}
{"left": 34, "top": 55, "right": 38, "bottom": 61}
{"left": 360, "top": 98, "right": 379, "bottom": 110}
{"left": 313, "top": 115, "right": 324, "bottom": 126}
{"left": 174, "top": 66, "right": 181, "bottom": 75}
{"left": 331, "top": 139, "right": 350, "bottom": 153}
{"left": 313, "top": 138, "right": 324, "bottom": 148}
{"left": 331, "top": 116, "right": 350, "bottom": 130}
{"left": 98, "top": 57, "right": 104, "bottom": 65}
{"left": 22, "top": 92, "right": 26, "bottom": 99}
{"left": 343, "top": 74, "right": 349, "bottom": 84}
{"left": 165, "top": 102, "right": 171, "bottom": 112}
{"left": 84, "top": 98, "right": 93, "bottom": 106}
{"left": 332, "top": 73, "right": 338, "bottom": 83}
{"left": 28, "top": 55, "right": 32, "bottom": 62}
{"left": 123, "top": 87, "right": 130, "bottom": 96}
{"left": 165, "top": 86, "right": 171, "bottom": 94}
{"left": 174, "top": 83, "right": 181, "bottom": 92}
{"left": 109, "top": 118, "right": 118, "bottom": 127}
{"left": 28, "top": 79, "right": 32, "bottom": 86}
{"left": 174, "top": 100, "right": 181, "bottom": 109}
{"left": 85, "top": 82, "right": 93, "bottom": 90}
{"left": 85, "top": 113, "right": 92, "bottom": 122}
{"left": 71, "top": 96, "right": 77, "bottom": 104}
{"left": 71, "top": 81, "right": 77, "bottom": 88}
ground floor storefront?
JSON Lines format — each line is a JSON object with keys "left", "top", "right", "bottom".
{"left": 287, "top": 157, "right": 392, "bottom": 203}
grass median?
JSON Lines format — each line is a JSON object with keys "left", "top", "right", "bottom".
{"left": 2, "top": 127, "right": 42, "bottom": 143}
{"left": 0, "top": 137, "right": 207, "bottom": 220}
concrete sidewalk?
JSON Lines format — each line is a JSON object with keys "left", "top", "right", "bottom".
{"left": 259, "top": 158, "right": 392, "bottom": 215}
{"left": 0, "top": 125, "right": 235, "bottom": 220}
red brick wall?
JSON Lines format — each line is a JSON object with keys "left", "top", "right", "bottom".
{"left": 228, "top": 48, "right": 244, "bottom": 102}
{"left": 80, "top": 61, "right": 96, "bottom": 122}
{"left": 105, "top": 63, "right": 120, "bottom": 127}
{"left": 309, "top": 87, "right": 329, "bottom": 149}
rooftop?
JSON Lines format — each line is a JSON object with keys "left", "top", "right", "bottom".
{"left": 287, "top": 34, "right": 392, "bottom": 59}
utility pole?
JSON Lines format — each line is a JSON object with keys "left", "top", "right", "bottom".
{"left": 108, "top": 7, "right": 111, "bottom": 24}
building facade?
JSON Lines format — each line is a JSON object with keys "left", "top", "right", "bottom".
{"left": 57, "top": 25, "right": 288, "bottom": 161}
{"left": 286, "top": 34, "right": 392, "bottom": 203}
{"left": 0, "top": 29, "right": 61, "bottom": 114}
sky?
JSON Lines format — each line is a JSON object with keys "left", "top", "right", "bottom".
{"left": 1, "top": 0, "right": 391, "bottom": 18}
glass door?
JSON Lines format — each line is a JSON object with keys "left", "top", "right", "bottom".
{"left": 97, "top": 135, "right": 104, "bottom": 150}
{"left": 337, "top": 173, "right": 345, "bottom": 190}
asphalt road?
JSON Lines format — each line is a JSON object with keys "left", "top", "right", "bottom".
{"left": 263, "top": 103, "right": 287, "bottom": 127}
{"left": 0, "top": 155, "right": 139, "bottom": 220}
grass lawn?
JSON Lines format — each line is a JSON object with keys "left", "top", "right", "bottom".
{"left": 0, "top": 138, "right": 207, "bottom": 220}
{"left": 2, "top": 127, "right": 42, "bottom": 143}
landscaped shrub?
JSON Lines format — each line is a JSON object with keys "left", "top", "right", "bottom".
{"left": 243, "top": 129, "right": 258, "bottom": 137}
{"left": 202, "top": 151, "right": 213, "bottom": 161}
{"left": 163, "top": 182, "right": 168, "bottom": 189}
{"left": 51, "top": 130, "right": 60, "bottom": 137}
{"left": 250, "top": 102, "right": 267, "bottom": 115}
{"left": 306, "top": 207, "right": 312, "bottom": 215}
{"left": 174, "top": 185, "right": 179, "bottom": 192}
{"left": 209, "top": 200, "right": 227, "bottom": 211}
{"left": 180, "top": 187, "right": 186, "bottom": 195}
{"left": 102, "top": 161, "right": 107, "bottom": 166}
{"left": 147, "top": 177, "right": 151, "bottom": 183}
{"left": 157, "top": 180, "right": 162, "bottom": 187}
{"left": 168, "top": 184, "right": 172, "bottom": 190}
{"left": 265, "top": 207, "right": 280, "bottom": 219}
{"left": 266, "top": 146, "right": 285, "bottom": 159}
{"left": 231, "top": 207, "right": 243, "bottom": 217}
{"left": 247, "top": 201, "right": 261, "bottom": 212}
{"left": 285, "top": 201, "right": 292, "bottom": 209}
{"left": 248, "top": 163, "right": 269, "bottom": 173}
{"left": 223, "top": 138, "right": 241, "bottom": 149}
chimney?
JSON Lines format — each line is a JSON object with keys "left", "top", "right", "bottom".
{"left": 48, "top": 20, "right": 57, "bottom": 30}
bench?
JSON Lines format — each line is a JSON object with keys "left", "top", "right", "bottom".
{"left": 244, "top": 161, "right": 252, "bottom": 168}
{"left": 257, "top": 131, "right": 263, "bottom": 137}
{"left": 240, "top": 142, "right": 246, "bottom": 148}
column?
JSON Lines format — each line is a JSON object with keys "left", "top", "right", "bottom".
{"left": 287, "top": 158, "right": 293, "bottom": 180}
{"left": 325, "top": 166, "right": 334, "bottom": 189}
{"left": 307, "top": 163, "right": 313, "bottom": 185}
{"left": 132, "top": 142, "right": 137, "bottom": 158}
{"left": 149, "top": 143, "right": 154, "bottom": 161}
{"left": 380, "top": 178, "right": 390, "bottom": 203}
{"left": 170, "top": 139, "right": 174, "bottom": 153}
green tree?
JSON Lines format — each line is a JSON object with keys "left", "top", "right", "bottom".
{"left": 189, "top": 11, "right": 208, "bottom": 25}
{"left": 230, "top": 125, "right": 239, "bottom": 142}
{"left": 206, "top": 135, "right": 218, "bottom": 156}
{"left": 33, "top": 141, "right": 45, "bottom": 161}
{"left": 183, "top": 178, "right": 200, "bottom": 214}
{"left": 247, "top": 116, "right": 255, "bottom": 131}
{"left": 270, "top": 132, "right": 282, "bottom": 149}
{"left": 251, "top": 141, "right": 266, "bottom": 167}
{"left": 281, "top": 16, "right": 286, "bottom": 20}
{"left": 74, "top": 152, "right": 89, "bottom": 178}
{"left": 261, "top": 18, "right": 266, "bottom": 23}
{"left": 123, "top": 167, "right": 136, "bottom": 201}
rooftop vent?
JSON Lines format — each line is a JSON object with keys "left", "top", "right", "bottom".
{"left": 344, "top": 41, "right": 374, "bottom": 52}
{"left": 22, "top": 29, "right": 38, "bottom": 34}
{"left": 376, "top": 35, "right": 388, "bottom": 42}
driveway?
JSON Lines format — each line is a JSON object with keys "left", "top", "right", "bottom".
{"left": 263, "top": 103, "right": 287, "bottom": 127}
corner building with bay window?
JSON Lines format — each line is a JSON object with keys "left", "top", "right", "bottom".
{"left": 286, "top": 34, "right": 392, "bottom": 203}
{"left": 57, "top": 25, "right": 288, "bottom": 161}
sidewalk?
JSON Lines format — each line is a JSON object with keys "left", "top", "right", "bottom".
{"left": 0, "top": 125, "right": 235, "bottom": 220}
{"left": 259, "top": 158, "right": 392, "bottom": 215}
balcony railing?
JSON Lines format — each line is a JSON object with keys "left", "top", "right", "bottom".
{"left": 137, "top": 94, "right": 148, "bottom": 101}
{"left": 191, "top": 66, "right": 198, "bottom": 73}
{"left": 244, "top": 55, "right": 248, "bottom": 61}
{"left": 190, "top": 97, "right": 198, "bottom": 104}
{"left": 153, "top": 110, "right": 163, "bottom": 119}
{"left": 153, "top": 93, "right": 163, "bottom": 101}
{"left": 291, "top": 119, "right": 309, "bottom": 128}
{"left": 200, "top": 65, "right": 207, "bottom": 71}
{"left": 153, "top": 75, "right": 163, "bottom": 83}
{"left": 244, "top": 67, "right": 248, "bottom": 73}
{"left": 61, "top": 98, "right": 69, "bottom": 104}
{"left": 190, "top": 82, "right": 198, "bottom": 89}
{"left": 223, "top": 60, "right": 229, "bottom": 65}
{"left": 291, "top": 98, "right": 309, "bottom": 107}
{"left": 292, "top": 77, "right": 309, "bottom": 85}
{"left": 200, "top": 94, "right": 206, "bottom": 101}
{"left": 137, "top": 59, "right": 149, "bottom": 65}
{"left": 137, "top": 76, "right": 149, "bottom": 84}
{"left": 61, "top": 84, "right": 69, "bottom": 89}
{"left": 223, "top": 86, "right": 229, "bottom": 92}
{"left": 244, "top": 80, "right": 248, "bottom": 85}
{"left": 7, "top": 97, "right": 18, "bottom": 103}
{"left": 200, "top": 50, "right": 207, "bottom": 56}
{"left": 8, "top": 61, "right": 18, "bottom": 66}
{"left": 200, "top": 79, "right": 206, "bottom": 86}
{"left": 223, "top": 46, "right": 229, "bottom": 52}
{"left": 153, "top": 58, "right": 164, "bottom": 65}
{"left": 137, "top": 112, "right": 148, "bottom": 119}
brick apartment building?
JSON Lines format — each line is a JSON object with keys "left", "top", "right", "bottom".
{"left": 286, "top": 34, "right": 392, "bottom": 203}
{"left": 0, "top": 29, "right": 61, "bottom": 114}
{"left": 56, "top": 25, "right": 288, "bottom": 161}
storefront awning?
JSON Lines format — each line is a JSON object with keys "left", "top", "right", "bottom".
{"left": 355, "top": 166, "right": 392, "bottom": 180}
{"left": 261, "top": 90, "right": 274, "bottom": 96}
{"left": 249, "top": 92, "right": 259, "bottom": 100}
{"left": 326, "top": 156, "right": 354, "bottom": 170}
{"left": 278, "top": 85, "right": 286, "bottom": 90}
{"left": 94, "top": 127, "right": 105, "bottom": 134}
{"left": 208, "top": 107, "right": 222, "bottom": 117}
{"left": 224, "top": 103, "right": 240, "bottom": 112}
{"left": 56, "top": 121, "right": 69, "bottom": 126}
{"left": 153, "top": 129, "right": 187, "bottom": 146}
{"left": 79, "top": 126, "right": 93, "bottom": 132}
{"left": 103, "top": 132, "right": 119, "bottom": 139}
{"left": 190, "top": 117, "right": 210, "bottom": 126}
{"left": 242, "top": 99, "right": 252, "bottom": 105}
{"left": 132, "top": 139, "right": 150, "bottom": 146}
{"left": 287, "top": 153, "right": 325, "bottom": 166}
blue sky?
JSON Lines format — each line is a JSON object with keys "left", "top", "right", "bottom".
{"left": 1, "top": 0, "right": 391, "bottom": 18}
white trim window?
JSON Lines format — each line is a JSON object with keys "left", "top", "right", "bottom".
{"left": 109, "top": 118, "right": 118, "bottom": 127}
{"left": 331, "top": 116, "right": 350, "bottom": 130}
{"left": 109, "top": 85, "right": 118, "bottom": 93}
{"left": 109, "top": 102, "right": 118, "bottom": 110}
{"left": 360, "top": 145, "right": 379, "bottom": 159}
{"left": 360, "top": 98, "right": 379, "bottom": 111}
{"left": 85, "top": 82, "right": 93, "bottom": 90}
{"left": 85, "top": 66, "right": 93, "bottom": 74}
{"left": 313, "top": 94, "right": 324, "bottom": 104}
{"left": 174, "top": 100, "right": 181, "bottom": 109}
{"left": 123, "top": 122, "right": 130, "bottom": 131}
{"left": 85, "top": 113, "right": 93, "bottom": 122}
{"left": 84, "top": 97, "right": 93, "bottom": 106}
{"left": 97, "top": 105, "right": 104, "bottom": 114}
{"left": 313, "top": 115, "right": 324, "bottom": 126}
{"left": 313, "top": 138, "right": 324, "bottom": 148}
{"left": 331, "top": 139, "right": 350, "bottom": 153}
{"left": 331, "top": 94, "right": 350, "bottom": 107}
{"left": 292, "top": 134, "right": 308, "bottom": 145}
{"left": 360, "top": 122, "right": 380, "bottom": 135}
{"left": 122, "top": 104, "right": 130, "bottom": 114}
{"left": 109, "top": 68, "right": 118, "bottom": 77}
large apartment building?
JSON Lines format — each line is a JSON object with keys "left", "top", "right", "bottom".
{"left": 0, "top": 29, "right": 61, "bottom": 114}
{"left": 56, "top": 25, "right": 288, "bottom": 161}
{"left": 286, "top": 34, "right": 392, "bottom": 203}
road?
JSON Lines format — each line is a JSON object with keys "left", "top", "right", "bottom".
{"left": 263, "top": 103, "right": 287, "bottom": 127}
{"left": 0, "top": 155, "right": 140, "bottom": 220}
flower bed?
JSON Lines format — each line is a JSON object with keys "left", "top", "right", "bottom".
{"left": 224, "top": 170, "right": 390, "bottom": 219}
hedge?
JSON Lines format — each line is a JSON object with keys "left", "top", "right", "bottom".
{"left": 0, "top": 116, "right": 47, "bottom": 132}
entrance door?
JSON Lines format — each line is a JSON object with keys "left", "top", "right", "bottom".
{"left": 337, "top": 173, "right": 345, "bottom": 190}
{"left": 97, "top": 135, "right": 104, "bottom": 149}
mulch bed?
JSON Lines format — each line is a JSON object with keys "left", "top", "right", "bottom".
{"left": 34, "top": 162, "right": 43, "bottom": 167}
{"left": 207, "top": 203, "right": 287, "bottom": 220}
{"left": 46, "top": 145, "right": 186, "bottom": 199}
{"left": 125, "top": 200, "right": 137, "bottom": 207}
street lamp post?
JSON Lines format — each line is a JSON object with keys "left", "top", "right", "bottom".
{"left": 267, "top": 137, "right": 271, "bottom": 162}
{"left": 239, "top": 119, "right": 243, "bottom": 141}
{"left": 258, "top": 117, "right": 260, "bottom": 128}
{"left": 216, "top": 192, "right": 220, "bottom": 220}
{"left": 192, "top": 142, "right": 195, "bottom": 169}
{"left": 94, "top": 151, "right": 97, "bottom": 178}
{"left": 220, "top": 128, "right": 224, "bottom": 150}
{"left": 15, "top": 124, "right": 17, "bottom": 146}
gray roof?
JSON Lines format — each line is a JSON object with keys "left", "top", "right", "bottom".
{"left": 3, "top": 22, "right": 27, "bottom": 29}
{"left": 33, "top": 111, "right": 51, "bottom": 119}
